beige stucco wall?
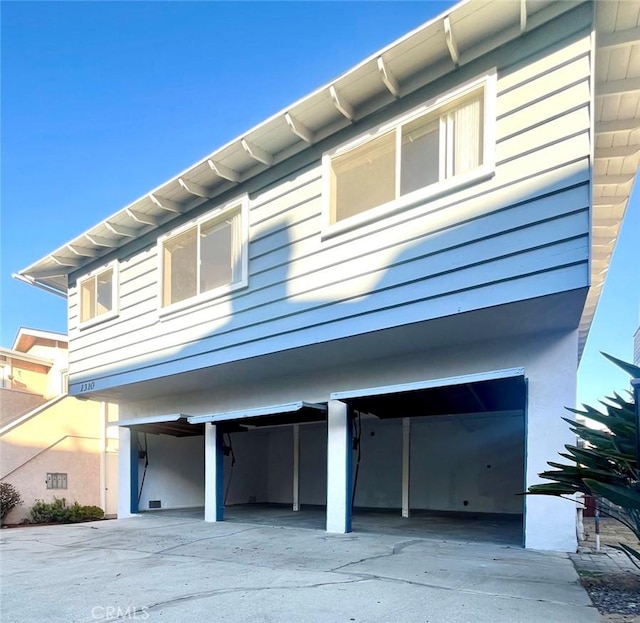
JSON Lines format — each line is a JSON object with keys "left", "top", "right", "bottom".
{"left": 1, "top": 397, "right": 109, "bottom": 523}
{"left": 5, "top": 360, "right": 49, "bottom": 396}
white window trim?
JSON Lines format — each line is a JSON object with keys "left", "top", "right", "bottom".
{"left": 157, "top": 194, "right": 249, "bottom": 318}
{"left": 322, "top": 69, "right": 497, "bottom": 239}
{"left": 77, "top": 261, "right": 119, "bottom": 330}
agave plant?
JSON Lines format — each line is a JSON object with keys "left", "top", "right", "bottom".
{"left": 528, "top": 353, "right": 640, "bottom": 564}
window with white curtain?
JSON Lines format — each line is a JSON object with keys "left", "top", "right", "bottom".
{"left": 326, "top": 79, "right": 491, "bottom": 228}
{"left": 161, "top": 200, "right": 246, "bottom": 310}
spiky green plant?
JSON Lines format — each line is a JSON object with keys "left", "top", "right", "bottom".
{"left": 528, "top": 353, "right": 640, "bottom": 564}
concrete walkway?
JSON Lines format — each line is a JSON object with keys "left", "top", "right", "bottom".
{"left": 572, "top": 517, "right": 640, "bottom": 576}
{"left": 1, "top": 513, "right": 601, "bottom": 623}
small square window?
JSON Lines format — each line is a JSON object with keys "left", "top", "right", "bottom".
{"left": 79, "top": 264, "right": 117, "bottom": 325}
{"left": 46, "top": 473, "right": 68, "bottom": 490}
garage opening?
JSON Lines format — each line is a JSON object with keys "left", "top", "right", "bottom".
{"left": 332, "top": 369, "right": 526, "bottom": 546}
{"left": 189, "top": 402, "right": 329, "bottom": 529}
{"left": 119, "top": 415, "right": 205, "bottom": 515}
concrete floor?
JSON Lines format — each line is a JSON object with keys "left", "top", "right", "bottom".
{"left": 1, "top": 512, "right": 598, "bottom": 623}
{"left": 153, "top": 504, "right": 523, "bottom": 547}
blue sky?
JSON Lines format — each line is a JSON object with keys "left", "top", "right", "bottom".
{"left": 1, "top": 1, "right": 638, "bottom": 407}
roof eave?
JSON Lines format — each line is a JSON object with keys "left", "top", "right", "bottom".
{"left": 17, "top": 0, "right": 583, "bottom": 293}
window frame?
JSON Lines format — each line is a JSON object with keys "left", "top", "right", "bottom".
{"left": 77, "top": 261, "right": 119, "bottom": 329}
{"left": 157, "top": 195, "right": 249, "bottom": 318}
{"left": 322, "top": 69, "right": 497, "bottom": 238}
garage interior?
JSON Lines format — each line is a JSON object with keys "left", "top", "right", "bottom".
{"left": 126, "top": 373, "right": 526, "bottom": 546}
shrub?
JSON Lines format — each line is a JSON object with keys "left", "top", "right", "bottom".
{"left": 28, "top": 498, "right": 104, "bottom": 524}
{"left": 0, "top": 482, "right": 23, "bottom": 524}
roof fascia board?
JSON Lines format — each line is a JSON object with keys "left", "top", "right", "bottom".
{"left": 0, "top": 347, "right": 54, "bottom": 367}
{"left": 114, "top": 413, "right": 187, "bottom": 427}
{"left": 187, "top": 401, "right": 327, "bottom": 425}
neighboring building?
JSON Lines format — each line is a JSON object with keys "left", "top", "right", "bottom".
{"left": 634, "top": 324, "right": 640, "bottom": 366}
{"left": 0, "top": 328, "right": 118, "bottom": 522}
{"left": 15, "top": 0, "right": 640, "bottom": 550}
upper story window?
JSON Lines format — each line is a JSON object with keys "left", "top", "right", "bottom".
{"left": 79, "top": 263, "right": 118, "bottom": 327}
{"left": 324, "top": 70, "right": 496, "bottom": 234}
{"left": 160, "top": 197, "right": 248, "bottom": 313}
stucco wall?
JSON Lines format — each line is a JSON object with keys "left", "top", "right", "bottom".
{"left": 0, "top": 397, "right": 103, "bottom": 523}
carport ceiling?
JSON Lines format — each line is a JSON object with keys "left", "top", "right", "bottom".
{"left": 343, "top": 376, "right": 525, "bottom": 419}
{"left": 133, "top": 419, "right": 205, "bottom": 437}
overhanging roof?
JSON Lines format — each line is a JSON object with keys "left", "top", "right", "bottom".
{"left": 187, "top": 401, "right": 327, "bottom": 427}
{"left": 12, "top": 327, "right": 67, "bottom": 353}
{"left": 15, "top": 0, "right": 640, "bottom": 358}
{"left": 0, "top": 347, "right": 53, "bottom": 368}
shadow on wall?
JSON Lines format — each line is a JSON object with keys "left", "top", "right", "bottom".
{"left": 92, "top": 151, "right": 590, "bottom": 390}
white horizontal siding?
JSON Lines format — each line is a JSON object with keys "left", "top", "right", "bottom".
{"left": 68, "top": 12, "right": 594, "bottom": 384}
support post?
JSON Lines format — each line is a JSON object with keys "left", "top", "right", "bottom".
{"left": 293, "top": 424, "right": 300, "bottom": 512}
{"left": 326, "top": 400, "right": 352, "bottom": 533}
{"left": 117, "top": 426, "right": 136, "bottom": 518}
{"left": 205, "top": 423, "right": 224, "bottom": 522}
{"left": 130, "top": 429, "right": 139, "bottom": 514}
{"left": 402, "top": 418, "right": 411, "bottom": 518}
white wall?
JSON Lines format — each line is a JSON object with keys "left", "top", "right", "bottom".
{"left": 299, "top": 423, "right": 327, "bottom": 506}
{"left": 353, "top": 418, "right": 402, "bottom": 509}
{"left": 223, "top": 424, "right": 327, "bottom": 507}
{"left": 410, "top": 414, "right": 524, "bottom": 514}
{"left": 223, "top": 430, "right": 269, "bottom": 505}
{"left": 137, "top": 433, "right": 204, "bottom": 511}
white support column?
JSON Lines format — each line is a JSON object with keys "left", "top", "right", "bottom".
{"left": 525, "top": 330, "right": 579, "bottom": 551}
{"left": 402, "top": 418, "right": 411, "bottom": 518}
{"left": 117, "top": 426, "right": 134, "bottom": 518}
{"left": 293, "top": 424, "right": 300, "bottom": 512}
{"left": 205, "top": 423, "right": 224, "bottom": 522}
{"left": 326, "top": 400, "right": 352, "bottom": 534}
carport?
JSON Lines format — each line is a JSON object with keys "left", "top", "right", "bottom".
{"left": 329, "top": 368, "right": 527, "bottom": 546}
{"left": 117, "top": 414, "right": 205, "bottom": 514}
{"left": 188, "top": 402, "right": 328, "bottom": 526}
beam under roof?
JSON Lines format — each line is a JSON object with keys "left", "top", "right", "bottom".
{"left": 443, "top": 16, "right": 460, "bottom": 67}
{"left": 126, "top": 208, "right": 164, "bottom": 226}
{"left": 377, "top": 56, "right": 401, "bottom": 98}
{"left": 149, "top": 193, "right": 185, "bottom": 214}
{"left": 178, "top": 177, "right": 214, "bottom": 199}
{"left": 208, "top": 159, "right": 241, "bottom": 183}
{"left": 241, "top": 138, "right": 273, "bottom": 166}
{"left": 285, "top": 113, "right": 315, "bottom": 144}
{"left": 329, "top": 85, "right": 355, "bottom": 121}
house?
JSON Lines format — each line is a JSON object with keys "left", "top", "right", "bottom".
{"left": 0, "top": 328, "right": 118, "bottom": 522}
{"left": 15, "top": 0, "right": 640, "bottom": 550}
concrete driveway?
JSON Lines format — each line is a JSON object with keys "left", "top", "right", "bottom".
{"left": 1, "top": 512, "right": 600, "bottom": 622}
